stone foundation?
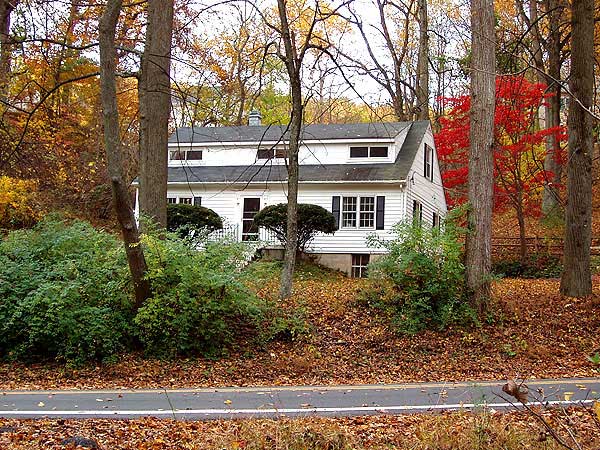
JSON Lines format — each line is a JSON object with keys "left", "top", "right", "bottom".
{"left": 258, "top": 248, "right": 381, "bottom": 276}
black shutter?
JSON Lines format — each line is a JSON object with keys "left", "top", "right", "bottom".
{"left": 193, "top": 196, "right": 202, "bottom": 206}
{"left": 332, "top": 196, "right": 340, "bottom": 229}
{"left": 424, "top": 145, "right": 428, "bottom": 177}
{"left": 376, "top": 196, "right": 385, "bottom": 230}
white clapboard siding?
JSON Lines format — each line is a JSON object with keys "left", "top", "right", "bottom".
{"left": 166, "top": 183, "right": 406, "bottom": 254}
{"left": 167, "top": 139, "right": 401, "bottom": 168}
{"left": 404, "top": 124, "right": 447, "bottom": 227}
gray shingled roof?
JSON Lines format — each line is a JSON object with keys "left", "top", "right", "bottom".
{"left": 169, "top": 122, "right": 411, "bottom": 144}
{"left": 167, "top": 121, "right": 429, "bottom": 184}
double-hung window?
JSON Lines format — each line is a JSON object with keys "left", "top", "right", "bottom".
{"left": 424, "top": 145, "right": 433, "bottom": 181}
{"left": 342, "top": 197, "right": 357, "bottom": 228}
{"left": 342, "top": 196, "right": 375, "bottom": 229}
{"left": 432, "top": 211, "right": 441, "bottom": 228}
{"left": 413, "top": 200, "right": 423, "bottom": 223}
{"left": 167, "top": 196, "right": 199, "bottom": 205}
{"left": 359, "top": 197, "right": 375, "bottom": 228}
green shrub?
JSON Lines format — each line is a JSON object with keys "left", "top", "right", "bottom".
{"left": 166, "top": 204, "right": 223, "bottom": 237}
{"left": 366, "top": 216, "right": 474, "bottom": 334}
{"left": 0, "top": 217, "right": 133, "bottom": 364}
{"left": 0, "top": 216, "right": 304, "bottom": 363}
{"left": 134, "top": 233, "right": 268, "bottom": 358}
{"left": 253, "top": 203, "right": 337, "bottom": 251}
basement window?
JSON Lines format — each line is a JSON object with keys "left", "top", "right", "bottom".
{"left": 351, "top": 254, "right": 370, "bottom": 278}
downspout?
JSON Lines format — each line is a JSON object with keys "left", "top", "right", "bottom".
{"left": 400, "top": 180, "right": 407, "bottom": 221}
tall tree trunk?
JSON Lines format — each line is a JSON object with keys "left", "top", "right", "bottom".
{"left": 466, "top": 0, "right": 496, "bottom": 312}
{"left": 560, "top": 0, "right": 594, "bottom": 297}
{"left": 0, "top": 0, "right": 17, "bottom": 100}
{"left": 516, "top": 202, "right": 527, "bottom": 265}
{"left": 138, "top": 0, "right": 174, "bottom": 228}
{"left": 541, "top": 0, "right": 563, "bottom": 216}
{"left": 99, "top": 0, "right": 150, "bottom": 309}
{"left": 277, "top": 0, "right": 302, "bottom": 300}
{"left": 415, "top": 0, "right": 429, "bottom": 120}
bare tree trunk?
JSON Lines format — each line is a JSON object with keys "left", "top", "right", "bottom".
{"left": 277, "top": 0, "right": 302, "bottom": 300}
{"left": 466, "top": 0, "right": 495, "bottom": 313}
{"left": 541, "top": 0, "right": 563, "bottom": 216}
{"left": 0, "top": 0, "right": 17, "bottom": 99}
{"left": 138, "top": 0, "right": 174, "bottom": 228}
{"left": 99, "top": 0, "right": 150, "bottom": 309}
{"left": 415, "top": 0, "right": 429, "bottom": 120}
{"left": 560, "top": 0, "right": 594, "bottom": 297}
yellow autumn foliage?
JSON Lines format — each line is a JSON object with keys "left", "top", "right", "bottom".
{"left": 0, "top": 176, "right": 39, "bottom": 229}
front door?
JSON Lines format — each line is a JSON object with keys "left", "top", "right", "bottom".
{"left": 242, "top": 198, "right": 260, "bottom": 241}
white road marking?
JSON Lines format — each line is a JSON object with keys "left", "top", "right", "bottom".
{"left": 2, "top": 378, "right": 598, "bottom": 396}
{"left": 0, "top": 399, "right": 595, "bottom": 417}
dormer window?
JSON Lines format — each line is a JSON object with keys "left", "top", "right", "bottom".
{"left": 170, "top": 148, "right": 203, "bottom": 161}
{"left": 350, "top": 146, "right": 388, "bottom": 158}
{"left": 257, "top": 147, "right": 287, "bottom": 160}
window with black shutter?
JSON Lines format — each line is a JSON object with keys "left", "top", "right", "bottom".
{"left": 338, "top": 196, "right": 377, "bottom": 229}
{"left": 194, "top": 197, "right": 202, "bottom": 206}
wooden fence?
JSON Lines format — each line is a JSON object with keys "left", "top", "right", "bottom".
{"left": 491, "top": 236, "right": 600, "bottom": 258}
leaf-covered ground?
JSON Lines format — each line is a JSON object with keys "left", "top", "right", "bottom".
{"left": 1, "top": 409, "right": 599, "bottom": 449}
{"left": 1, "top": 262, "right": 599, "bottom": 390}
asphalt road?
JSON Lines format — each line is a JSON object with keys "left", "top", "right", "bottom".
{"left": 1, "top": 378, "right": 598, "bottom": 420}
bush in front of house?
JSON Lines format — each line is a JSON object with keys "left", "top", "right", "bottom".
{"left": 365, "top": 212, "right": 475, "bottom": 334}
{"left": 166, "top": 203, "right": 223, "bottom": 237}
{"left": 0, "top": 216, "right": 297, "bottom": 364}
{"left": 253, "top": 203, "right": 337, "bottom": 250}
{"left": 134, "top": 233, "right": 268, "bottom": 358}
{"left": 0, "top": 217, "right": 133, "bottom": 364}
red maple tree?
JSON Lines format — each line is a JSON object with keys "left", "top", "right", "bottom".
{"left": 435, "top": 75, "right": 567, "bottom": 261}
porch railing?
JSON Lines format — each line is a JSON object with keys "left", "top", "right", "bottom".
{"left": 206, "top": 223, "right": 282, "bottom": 247}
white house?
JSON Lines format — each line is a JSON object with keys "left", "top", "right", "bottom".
{"left": 136, "top": 114, "right": 447, "bottom": 277}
